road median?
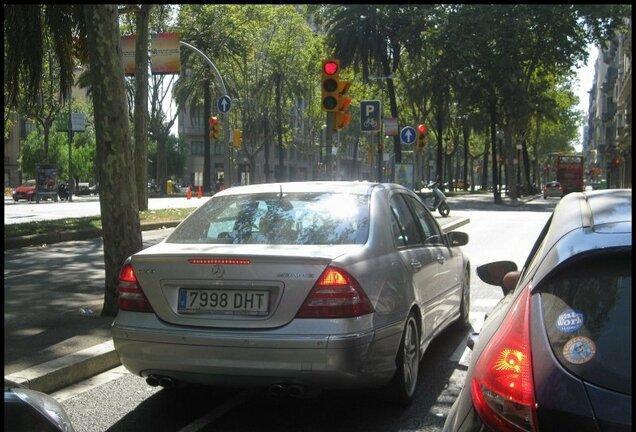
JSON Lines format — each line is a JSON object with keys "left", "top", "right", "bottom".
{"left": 5, "top": 221, "right": 181, "bottom": 250}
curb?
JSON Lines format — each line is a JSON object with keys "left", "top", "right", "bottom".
{"left": 5, "top": 217, "right": 471, "bottom": 395}
{"left": 4, "top": 341, "right": 120, "bottom": 394}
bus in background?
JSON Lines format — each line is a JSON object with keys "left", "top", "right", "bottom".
{"left": 556, "top": 154, "right": 584, "bottom": 194}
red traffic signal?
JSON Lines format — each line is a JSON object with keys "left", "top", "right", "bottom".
{"left": 417, "top": 124, "right": 427, "bottom": 149}
{"left": 321, "top": 59, "right": 340, "bottom": 112}
{"left": 323, "top": 60, "right": 339, "bottom": 76}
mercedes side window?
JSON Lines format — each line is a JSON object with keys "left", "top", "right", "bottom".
{"left": 404, "top": 195, "right": 444, "bottom": 246}
{"left": 389, "top": 195, "right": 423, "bottom": 247}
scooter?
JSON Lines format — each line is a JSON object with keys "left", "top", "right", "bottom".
{"left": 57, "top": 182, "right": 70, "bottom": 201}
{"left": 417, "top": 181, "right": 450, "bottom": 217}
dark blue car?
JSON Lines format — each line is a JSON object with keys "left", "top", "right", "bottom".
{"left": 444, "top": 189, "right": 631, "bottom": 432}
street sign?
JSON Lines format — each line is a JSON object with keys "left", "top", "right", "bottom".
{"left": 400, "top": 126, "right": 416, "bottom": 145}
{"left": 384, "top": 117, "right": 398, "bottom": 136}
{"left": 217, "top": 95, "right": 232, "bottom": 113}
{"left": 360, "top": 100, "right": 381, "bottom": 132}
{"left": 71, "top": 113, "right": 86, "bottom": 131}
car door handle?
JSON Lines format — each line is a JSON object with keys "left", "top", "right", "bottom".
{"left": 437, "top": 255, "right": 446, "bottom": 264}
{"left": 410, "top": 261, "right": 422, "bottom": 271}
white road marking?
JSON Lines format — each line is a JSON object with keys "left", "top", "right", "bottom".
{"left": 177, "top": 389, "right": 259, "bottom": 432}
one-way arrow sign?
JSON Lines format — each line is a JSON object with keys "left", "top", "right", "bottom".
{"left": 400, "top": 126, "right": 416, "bottom": 145}
{"left": 217, "top": 95, "right": 232, "bottom": 113}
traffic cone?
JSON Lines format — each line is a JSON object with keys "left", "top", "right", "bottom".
{"left": 197, "top": 186, "right": 202, "bottom": 199}
{"left": 186, "top": 185, "right": 191, "bottom": 200}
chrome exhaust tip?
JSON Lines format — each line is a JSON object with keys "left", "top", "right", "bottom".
{"left": 287, "top": 384, "right": 305, "bottom": 397}
{"left": 146, "top": 375, "right": 160, "bottom": 387}
{"left": 159, "top": 377, "right": 176, "bottom": 389}
{"left": 268, "top": 384, "right": 286, "bottom": 397}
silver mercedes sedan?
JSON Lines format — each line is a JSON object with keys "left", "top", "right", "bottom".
{"left": 112, "top": 181, "right": 470, "bottom": 406}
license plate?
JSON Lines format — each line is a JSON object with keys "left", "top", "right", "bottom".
{"left": 178, "top": 288, "right": 269, "bottom": 315}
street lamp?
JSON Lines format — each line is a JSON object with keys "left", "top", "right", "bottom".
{"left": 496, "top": 131, "right": 504, "bottom": 194}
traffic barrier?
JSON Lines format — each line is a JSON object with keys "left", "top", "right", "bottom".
{"left": 186, "top": 186, "right": 191, "bottom": 200}
{"left": 197, "top": 186, "right": 202, "bottom": 199}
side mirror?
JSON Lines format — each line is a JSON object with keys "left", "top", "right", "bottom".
{"left": 476, "top": 261, "right": 518, "bottom": 294}
{"left": 446, "top": 231, "right": 468, "bottom": 247}
{"left": 502, "top": 271, "right": 521, "bottom": 293}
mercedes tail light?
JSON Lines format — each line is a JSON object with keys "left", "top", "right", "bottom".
{"left": 296, "top": 266, "right": 373, "bottom": 318}
{"left": 471, "top": 285, "right": 537, "bottom": 432}
{"left": 117, "top": 263, "right": 154, "bottom": 313}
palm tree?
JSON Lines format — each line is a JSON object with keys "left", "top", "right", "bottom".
{"left": 5, "top": 4, "right": 143, "bottom": 316}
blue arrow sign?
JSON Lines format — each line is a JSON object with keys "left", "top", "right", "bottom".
{"left": 217, "top": 95, "right": 232, "bottom": 113}
{"left": 400, "top": 126, "right": 416, "bottom": 145}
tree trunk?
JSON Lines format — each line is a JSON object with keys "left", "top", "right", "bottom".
{"left": 84, "top": 5, "right": 142, "bottom": 317}
{"left": 383, "top": 58, "right": 400, "bottom": 165}
{"left": 134, "top": 5, "right": 152, "bottom": 211}
{"left": 435, "top": 102, "right": 444, "bottom": 183}
{"left": 505, "top": 123, "right": 518, "bottom": 200}
{"left": 489, "top": 92, "right": 501, "bottom": 204}
{"left": 463, "top": 123, "right": 469, "bottom": 191}
{"left": 203, "top": 80, "right": 211, "bottom": 193}
{"left": 275, "top": 73, "right": 284, "bottom": 182}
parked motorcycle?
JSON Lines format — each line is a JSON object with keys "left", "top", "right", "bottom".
{"left": 416, "top": 181, "right": 450, "bottom": 217}
{"left": 57, "top": 182, "right": 70, "bottom": 201}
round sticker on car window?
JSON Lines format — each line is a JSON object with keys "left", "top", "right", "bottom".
{"left": 556, "top": 309, "right": 585, "bottom": 333}
{"left": 563, "top": 336, "right": 596, "bottom": 364}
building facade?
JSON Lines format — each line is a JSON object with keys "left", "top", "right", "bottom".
{"left": 584, "top": 17, "right": 632, "bottom": 189}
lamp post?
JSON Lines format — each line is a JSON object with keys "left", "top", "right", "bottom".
{"left": 67, "top": 79, "right": 73, "bottom": 202}
{"left": 368, "top": 73, "right": 396, "bottom": 181}
{"left": 496, "top": 131, "right": 504, "bottom": 195}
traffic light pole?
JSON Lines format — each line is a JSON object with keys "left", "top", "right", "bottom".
{"left": 179, "top": 41, "right": 231, "bottom": 188}
{"left": 325, "top": 112, "right": 334, "bottom": 178}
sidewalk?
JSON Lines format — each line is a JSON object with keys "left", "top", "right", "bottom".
{"left": 6, "top": 193, "right": 536, "bottom": 394}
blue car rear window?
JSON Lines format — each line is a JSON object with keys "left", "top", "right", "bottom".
{"left": 539, "top": 252, "right": 631, "bottom": 395}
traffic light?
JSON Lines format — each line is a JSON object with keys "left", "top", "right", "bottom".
{"left": 209, "top": 116, "right": 220, "bottom": 140}
{"left": 334, "top": 80, "right": 352, "bottom": 130}
{"left": 232, "top": 129, "right": 241, "bottom": 149}
{"left": 321, "top": 59, "right": 339, "bottom": 111}
{"left": 417, "top": 124, "right": 428, "bottom": 150}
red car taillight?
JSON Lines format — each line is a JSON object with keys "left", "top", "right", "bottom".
{"left": 296, "top": 266, "right": 374, "bottom": 318}
{"left": 117, "top": 263, "right": 154, "bottom": 313}
{"left": 471, "top": 285, "right": 537, "bottom": 432}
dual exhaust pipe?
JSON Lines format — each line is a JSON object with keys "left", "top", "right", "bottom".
{"left": 146, "top": 374, "right": 177, "bottom": 389}
{"left": 268, "top": 383, "right": 316, "bottom": 398}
